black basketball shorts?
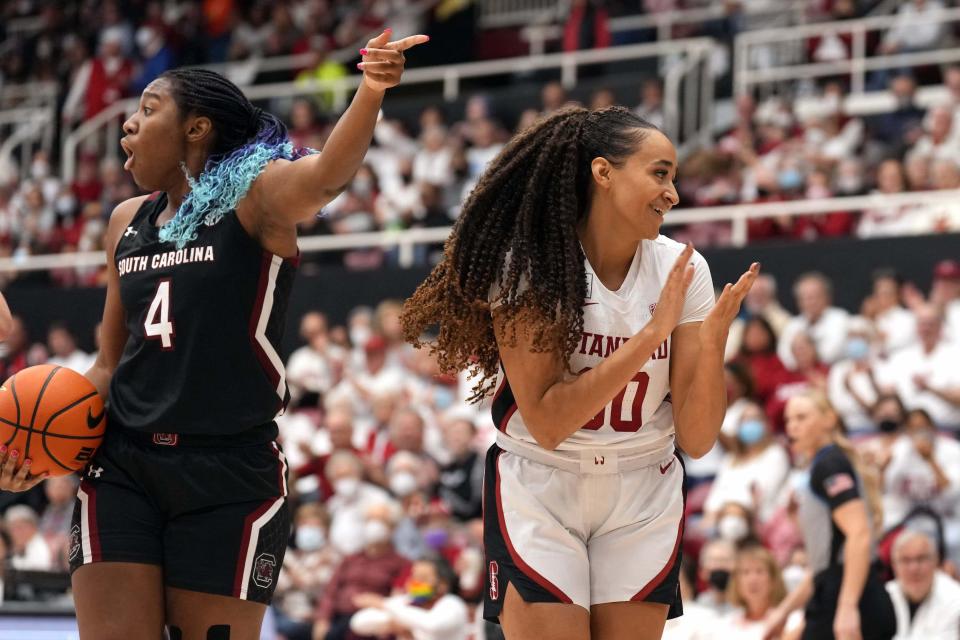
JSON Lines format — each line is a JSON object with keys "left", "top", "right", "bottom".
{"left": 68, "top": 425, "right": 291, "bottom": 604}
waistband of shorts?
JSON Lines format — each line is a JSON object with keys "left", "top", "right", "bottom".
{"left": 110, "top": 421, "right": 279, "bottom": 448}
{"left": 495, "top": 432, "right": 675, "bottom": 473}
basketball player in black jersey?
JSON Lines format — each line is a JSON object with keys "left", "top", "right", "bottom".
{"left": 2, "top": 29, "right": 427, "bottom": 639}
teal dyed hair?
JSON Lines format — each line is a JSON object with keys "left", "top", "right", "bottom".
{"left": 156, "top": 68, "right": 318, "bottom": 248}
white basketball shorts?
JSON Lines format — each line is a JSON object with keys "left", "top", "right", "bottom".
{"left": 482, "top": 442, "right": 685, "bottom": 622}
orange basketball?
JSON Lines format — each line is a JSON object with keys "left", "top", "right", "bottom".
{"left": 0, "top": 364, "right": 106, "bottom": 478}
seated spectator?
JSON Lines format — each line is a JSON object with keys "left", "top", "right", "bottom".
{"left": 325, "top": 450, "right": 394, "bottom": 556}
{"left": 287, "top": 311, "right": 346, "bottom": 409}
{"left": 313, "top": 501, "right": 410, "bottom": 640}
{"left": 717, "top": 545, "right": 787, "bottom": 637}
{"left": 877, "top": 306, "right": 960, "bottom": 430}
{"left": 733, "top": 316, "right": 789, "bottom": 406}
{"left": 879, "top": 0, "right": 946, "bottom": 54}
{"left": 696, "top": 538, "right": 737, "bottom": 617}
{"left": 913, "top": 158, "right": 960, "bottom": 233}
{"left": 767, "top": 331, "right": 830, "bottom": 428}
{"left": 886, "top": 530, "right": 960, "bottom": 639}
{"left": 685, "top": 362, "right": 755, "bottom": 483}
{"left": 634, "top": 78, "right": 665, "bottom": 130}
{"left": 908, "top": 105, "right": 960, "bottom": 167}
{"left": 883, "top": 409, "right": 960, "bottom": 534}
{"left": 412, "top": 126, "right": 453, "bottom": 188}
{"left": 930, "top": 259, "right": 960, "bottom": 344}
{"left": 61, "top": 27, "right": 134, "bottom": 125}
{"left": 292, "top": 407, "right": 360, "bottom": 501}
{"left": 778, "top": 272, "right": 849, "bottom": 369}
{"left": 350, "top": 556, "right": 470, "bottom": 640}
{"left": 725, "top": 274, "right": 791, "bottom": 359}
{"left": 827, "top": 317, "right": 881, "bottom": 433}
{"left": 859, "top": 160, "right": 916, "bottom": 238}
{"left": 38, "top": 475, "right": 78, "bottom": 571}
{"left": 869, "top": 270, "right": 917, "bottom": 356}
{"left": 704, "top": 403, "right": 790, "bottom": 524}
{"left": 437, "top": 418, "right": 484, "bottom": 522}
{"left": 274, "top": 503, "right": 339, "bottom": 640}
{"left": 6, "top": 505, "right": 53, "bottom": 571}
{"left": 858, "top": 394, "right": 906, "bottom": 471}
{"left": 45, "top": 323, "right": 93, "bottom": 373}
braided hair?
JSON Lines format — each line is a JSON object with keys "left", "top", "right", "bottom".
{"left": 400, "top": 105, "right": 659, "bottom": 401}
{"left": 157, "top": 68, "right": 317, "bottom": 248}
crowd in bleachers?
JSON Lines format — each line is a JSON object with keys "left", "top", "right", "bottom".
{"left": 0, "top": 257, "right": 959, "bottom": 638}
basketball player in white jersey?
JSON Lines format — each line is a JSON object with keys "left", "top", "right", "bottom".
{"left": 402, "top": 106, "right": 758, "bottom": 639}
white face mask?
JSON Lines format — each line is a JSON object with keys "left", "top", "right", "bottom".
{"left": 334, "top": 477, "right": 360, "bottom": 499}
{"left": 389, "top": 471, "right": 418, "bottom": 498}
{"left": 718, "top": 515, "right": 750, "bottom": 542}
{"left": 295, "top": 526, "right": 326, "bottom": 551}
{"left": 782, "top": 564, "right": 806, "bottom": 593}
{"left": 363, "top": 520, "right": 391, "bottom": 546}
{"left": 350, "top": 326, "right": 372, "bottom": 349}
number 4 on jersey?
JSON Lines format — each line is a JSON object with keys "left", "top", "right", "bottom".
{"left": 144, "top": 279, "right": 175, "bottom": 350}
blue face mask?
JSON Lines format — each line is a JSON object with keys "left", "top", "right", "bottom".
{"left": 845, "top": 337, "right": 870, "bottom": 361}
{"left": 738, "top": 419, "right": 766, "bottom": 445}
{"left": 778, "top": 169, "right": 804, "bottom": 191}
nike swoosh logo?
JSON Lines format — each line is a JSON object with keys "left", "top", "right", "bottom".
{"left": 87, "top": 407, "right": 105, "bottom": 429}
{"left": 659, "top": 459, "right": 675, "bottom": 475}
{"left": 584, "top": 302, "right": 599, "bottom": 306}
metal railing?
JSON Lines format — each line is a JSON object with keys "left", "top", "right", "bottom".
{"left": 520, "top": 0, "right": 809, "bottom": 55}
{"left": 5, "top": 189, "right": 957, "bottom": 274}
{"left": 479, "top": 0, "right": 566, "bottom": 28}
{"left": 735, "top": 6, "right": 960, "bottom": 96}
{"left": 60, "top": 37, "right": 715, "bottom": 182}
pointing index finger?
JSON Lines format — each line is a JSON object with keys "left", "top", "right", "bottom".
{"left": 387, "top": 34, "right": 430, "bottom": 51}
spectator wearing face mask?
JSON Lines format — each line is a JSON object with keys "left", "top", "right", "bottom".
{"left": 350, "top": 556, "right": 470, "bottom": 640}
{"left": 713, "top": 502, "right": 762, "bottom": 547}
{"left": 827, "top": 317, "right": 882, "bottom": 433}
{"left": 885, "top": 530, "right": 960, "bottom": 639}
{"left": 313, "top": 501, "right": 410, "bottom": 640}
{"left": 858, "top": 395, "right": 907, "bottom": 474}
{"left": 325, "top": 451, "right": 393, "bottom": 556}
{"left": 696, "top": 538, "right": 738, "bottom": 617}
{"left": 883, "top": 409, "right": 960, "bottom": 536}
{"left": 704, "top": 403, "right": 790, "bottom": 524}
{"left": 385, "top": 451, "right": 431, "bottom": 561}
{"left": 275, "top": 504, "right": 339, "bottom": 640}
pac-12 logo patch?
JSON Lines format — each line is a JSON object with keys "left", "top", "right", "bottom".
{"left": 489, "top": 561, "right": 500, "bottom": 601}
{"left": 253, "top": 553, "right": 277, "bottom": 588}
{"left": 68, "top": 524, "right": 82, "bottom": 562}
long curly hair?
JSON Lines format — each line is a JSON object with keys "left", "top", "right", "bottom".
{"left": 401, "top": 105, "right": 659, "bottom": 401}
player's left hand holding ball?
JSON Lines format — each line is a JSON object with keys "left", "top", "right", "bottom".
{"left": 699, "top": 262, "right": 761, "bottom": 349}
{"left": 357, "top": 28, "right": 430, "bottom": 93}
{"left": 0, "top": 446, "right": 47, "bottom": 492}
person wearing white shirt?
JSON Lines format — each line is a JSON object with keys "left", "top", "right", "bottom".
{"left": 907, "top": 106, "right": 960, "bottom": 167}
{"left": 704, "top": 403, "right": 790, "bottom": 524}
{"left": 350, "top": 557, "right": 470, "bottom": 640}
{"left": 929, "top": 260, "right": 960, "bottom": 345}
{"left": 827, "top": 317, "right": 881, "bottom": 433}
{"left": 45, "top": 323, "right": 94, "bottom": 374}
{"left": 882, "top": 409, "right": 960, "bottom": 537}
{"left": 778, "top": 272, "right": 849, "bottom": 369}
{"left": 325, "top": 451, "right": 395, "bottom": 556}
{"left": 5, "top": 505, "right": 53, "bottom": 571}
{"left": 412, "top": 126, "right": 453, "bottom": 187}
{"left": 285, "top": 312, "right": 346, "bottom": 408}
{"left": 881, "top": 0, "right": 946, "bottom": 54}
{"left": 877, "top": 307, "right": 960, "bottom": 430}
{"left": 713, "top": 545, "right": 788, "bottom": 640}
{"left": 871, "top": 271, "right": 917, "bottom": 356}
{"left": 886, "top": 530, "right": 960, "bottom": 640}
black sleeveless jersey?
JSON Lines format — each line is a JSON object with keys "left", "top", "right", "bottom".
{"left": 108, "top": 192, "right": 298, "bottom": 435}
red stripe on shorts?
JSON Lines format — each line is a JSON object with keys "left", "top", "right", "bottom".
{"left": 495, "top": 450, "right": 573, "bottom": 604}
{"left": 232, "top": 499, "right": 276, "bottom": 598}
{"left": 80, "top": 478, "right": 102, "bottom": 562}
{"left": 631, "top": 454, "right": 685, "bottom": 602}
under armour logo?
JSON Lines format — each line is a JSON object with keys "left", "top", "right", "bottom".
{"left": 594, "top": 455, "right": 605, "bottom": 466}
{"left": 124, "top": 226, "right": 138, "bottom": 237}
{"left": 87, "top": 465, "right": 104, "bottom": 478}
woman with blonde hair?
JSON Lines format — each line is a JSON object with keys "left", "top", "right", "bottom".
{"left": 764, "top": 390, "right": 895, "bottom": 640}
{"left": 722, "top": 545, "right": 787, "bottom": 637}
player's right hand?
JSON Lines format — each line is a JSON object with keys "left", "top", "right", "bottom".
{"left": 648, "top": 243, "right": 695, "bottom": 340}
{"left": 0, "top": 446, "right": 48, "bottom": 492}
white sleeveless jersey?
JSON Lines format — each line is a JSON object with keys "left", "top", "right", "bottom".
{"left": 491, "top": 235, "right": 715, "bottom": 455}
